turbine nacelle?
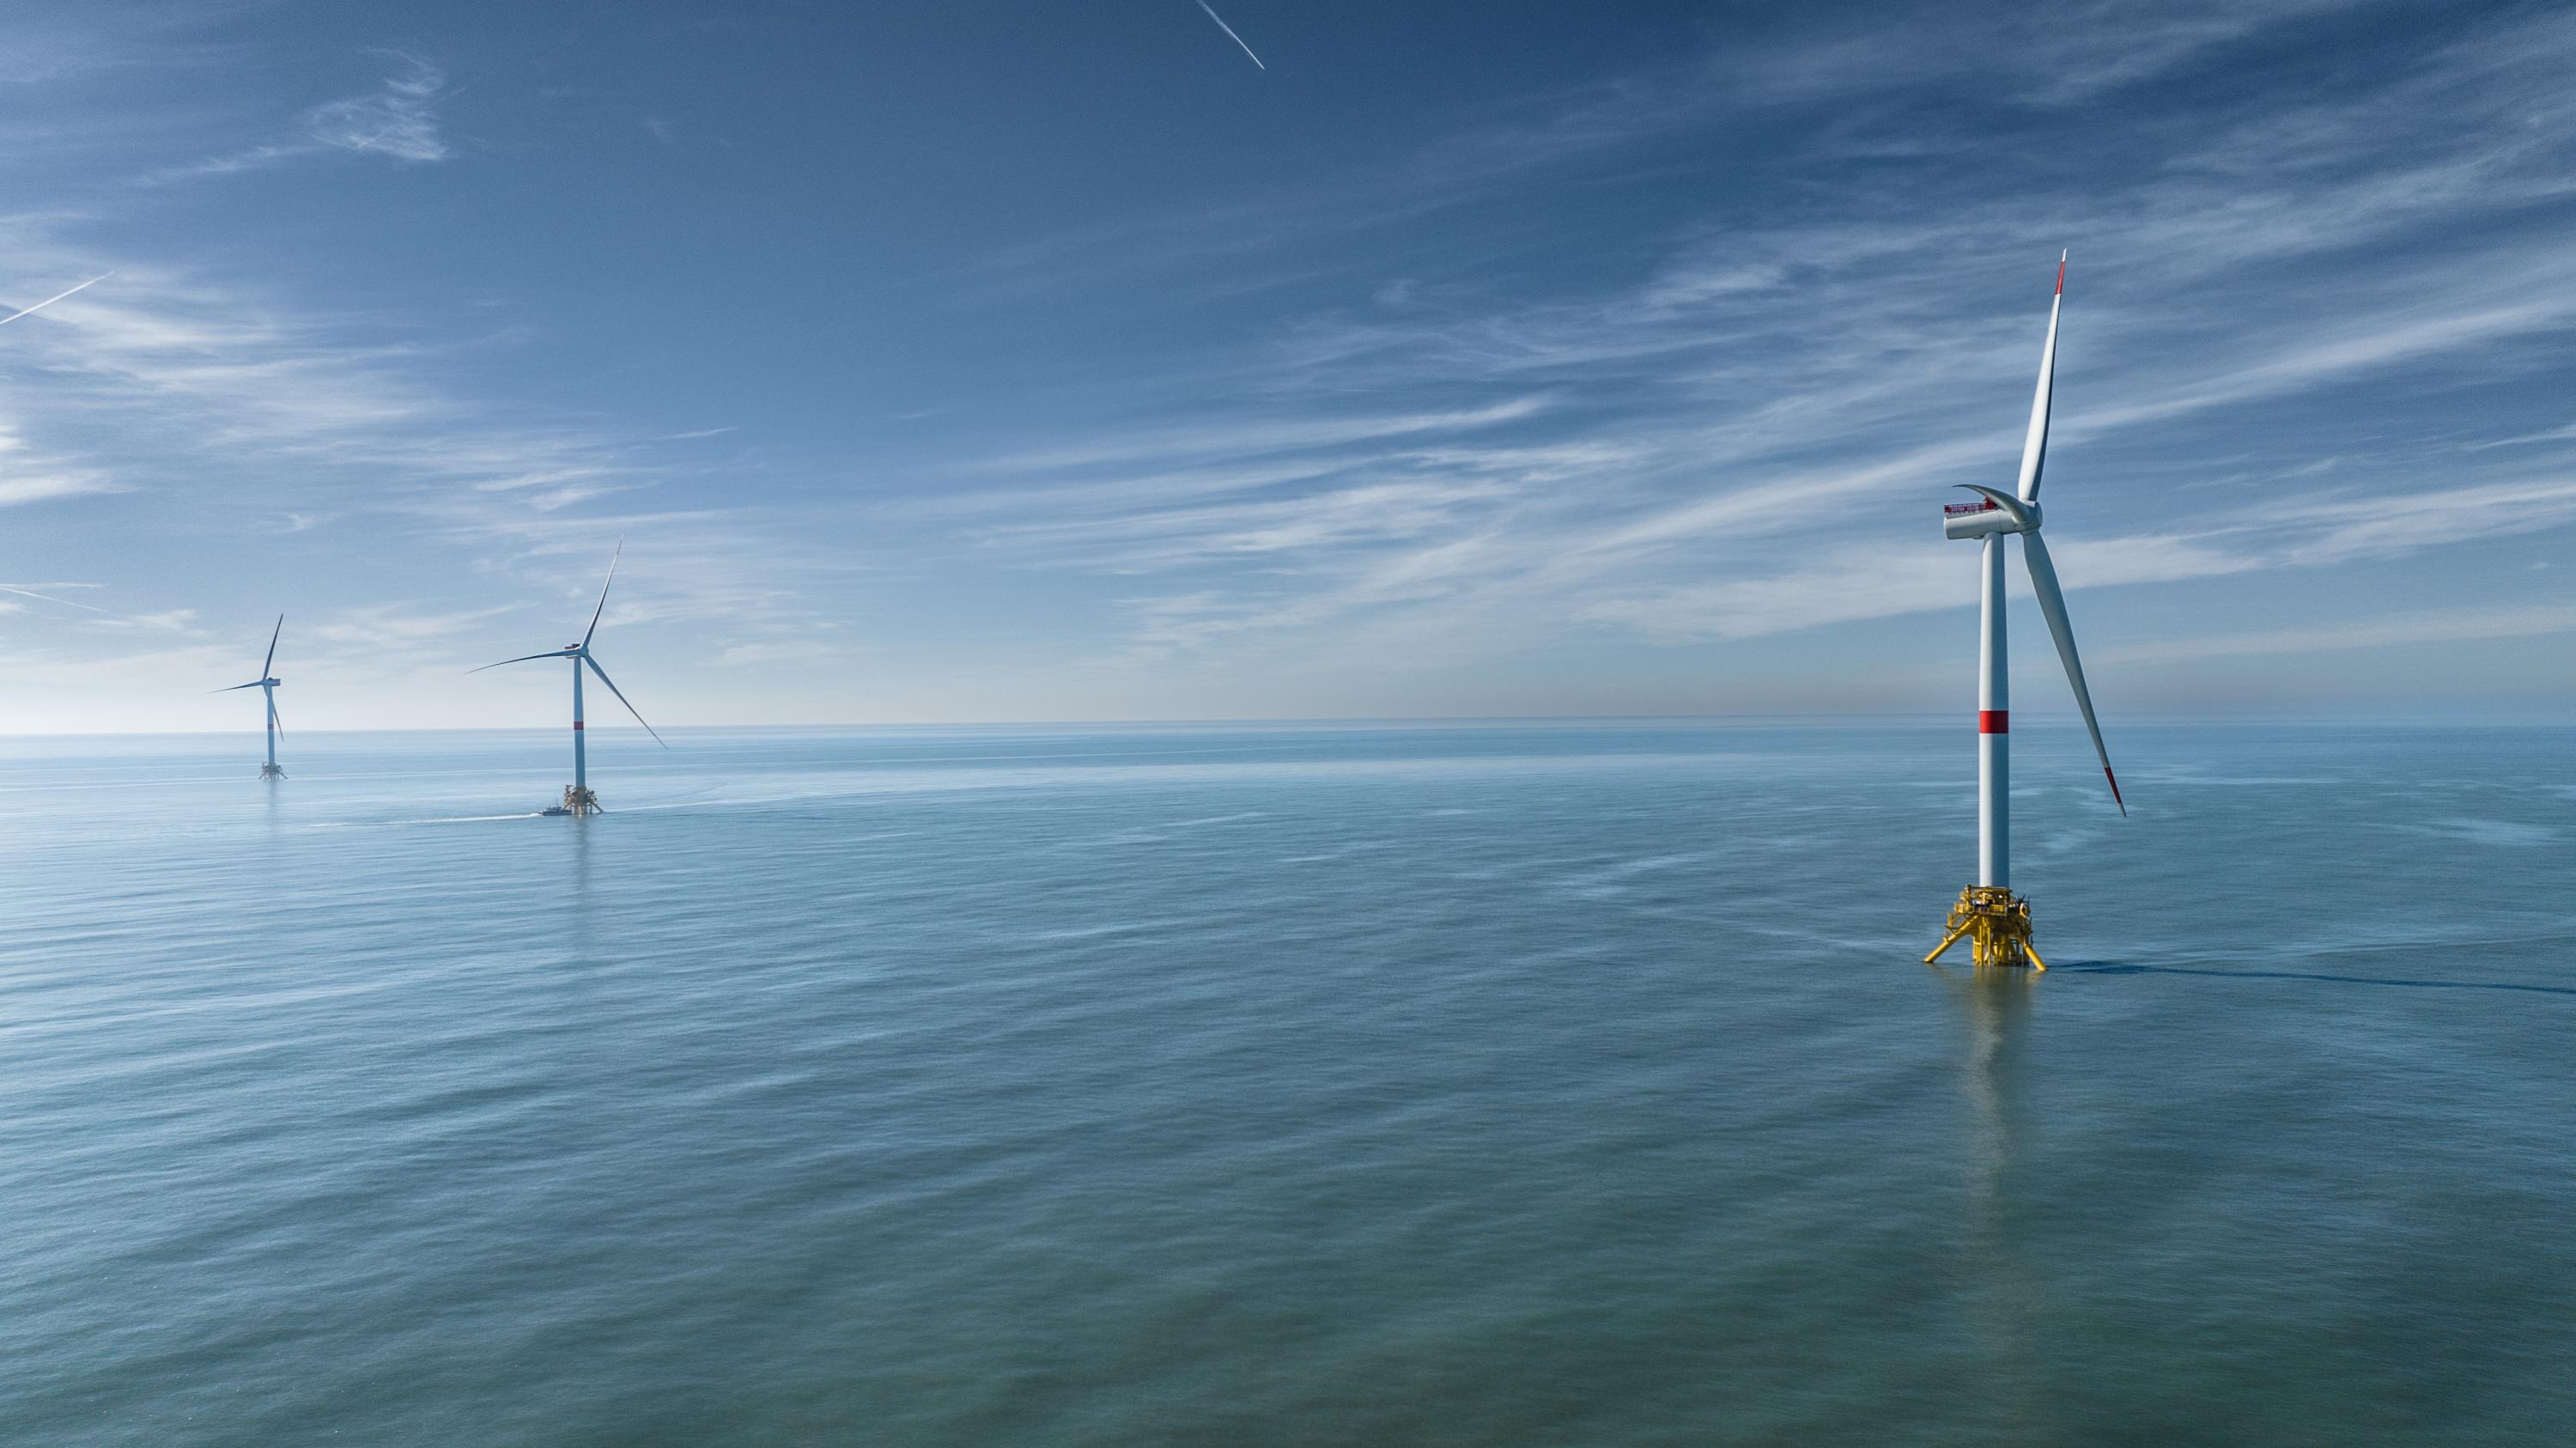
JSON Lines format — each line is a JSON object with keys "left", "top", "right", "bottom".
{"left": 1942, "top": 486, "right": 2039, "bottom": 538}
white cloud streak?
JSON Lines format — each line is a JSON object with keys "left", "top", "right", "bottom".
{"left": 2104, "top": 603, "right": 2576, "bottom": 666}
{"left": 933, "top": 1, "right": 2576, "bottom": 680}
{"left": 144, "top": 52, "right": 452, "bottom": 182}
{"left": 1194, "top": 1, "right": 1266, "bottom": 71}
{"left": 8, "top": 2, "right": 2576, "bottom": 722}
{"left": 302, "top": 53, "right": 448, "bottom": 161}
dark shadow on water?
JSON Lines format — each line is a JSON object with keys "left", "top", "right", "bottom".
{"left": 2055, "top": 961, "right": 2576, "bottom": 996}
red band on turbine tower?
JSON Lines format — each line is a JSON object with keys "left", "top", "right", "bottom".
{"left": 573, "top": 721, "right": 584, "bottom": 730}
{"left": 1978, "top": 710, "right": 2008, "bottom": 733}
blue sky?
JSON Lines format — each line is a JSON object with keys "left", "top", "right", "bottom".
{"left": 1, "top": 0, "right": 2571, "bottom": 732}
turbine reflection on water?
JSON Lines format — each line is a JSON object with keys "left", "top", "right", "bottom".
{"left": 1944, "top": 968, "right": 2050, "bottom": 1437}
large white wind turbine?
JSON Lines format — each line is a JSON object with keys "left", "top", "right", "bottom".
{"left": 1924, "top": 253, "right": 2124, "bottom": 970}
{"left": 472, "top": 543, "right": 665, "bottom": 815}
{"left": 216, "top": 615, "right": 288, "bottom": 780}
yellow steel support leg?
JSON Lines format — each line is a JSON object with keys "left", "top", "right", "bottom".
{"left": 1929, "top": 885, "right": 2041, "bottom": 970}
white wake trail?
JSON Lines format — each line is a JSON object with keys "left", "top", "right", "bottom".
{"left": 1195, "top": 0, "right": 1266, "bottom": 70}
{"left": 0, "top": 273, "right": 110, "bottom": 329}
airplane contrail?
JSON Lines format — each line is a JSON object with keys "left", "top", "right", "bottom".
{"left": 0, "top": 272, "right": 111, "bottom": 330}
{"left": 1194, "top": 0, "right": 1266, "bottom": 70}
{"left": 0, "top": 584, "right": 112, "bottom": 613}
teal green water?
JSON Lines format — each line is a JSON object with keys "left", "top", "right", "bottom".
{"left": 3, "top": 722, "right": 2570, "bottom": 1445}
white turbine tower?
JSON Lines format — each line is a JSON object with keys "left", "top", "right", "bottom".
{"left": 1924, "top": 253, "right": 2124, "bottom": 970}
{"left": 473, "top": 543, "right": 665, "bottom": 816}
{"left": 216, "top": 614, "right": 288, "bottom": 780}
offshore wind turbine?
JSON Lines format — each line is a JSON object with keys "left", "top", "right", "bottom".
{"left": 1924, "top": 253, "right": 2124, "bottom": 970}
{"left": 216, "top": 615, "right": 288, "bottom": 779}
{"left": 472, "top": 543, "right": 665, "bottom": 816}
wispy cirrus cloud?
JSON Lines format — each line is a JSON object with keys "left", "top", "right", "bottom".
{"left": 0, "top": 581, "right": 110, "bottom": 613}
{"left": 0, "top": 420, "right": 125, "bottom": 507}
{"left": 1717, "top": 0, "right": 2360, "bottom": 108}
{"left": 0, "top": 471, "right": 120, "bottom": 506}
{"left": 2103, "top": 602, "right": 2576, "bottom": 666}
{"left": 6, "top": 0, "right": 2575, "bottom": 725}
{"left": 977, "top": 397, "right": 1552, "bottom": 475}
{"left": 0, "top": 231, "right": 827, "bottom": 668}
{"left": 924, "top": 0, "right": 2576, "bottom": 684}
{"left": 144, "top": 52, "right": 452, "bottom": 182}
{"left": 303, "top": 52, "right": 448, "bottom": 161}
{"left": 298, "top": 603, "right": 518, "bottom": 649}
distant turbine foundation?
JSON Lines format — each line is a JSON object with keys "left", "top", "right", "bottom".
{"left": 1924, "top": 885, "right": 2043, "bottom": 970}
{"left": 260, "top": 763, "right": 286, "bottom": 781}
{"left": 563, "top": 785, "right": 601, "bottom": 817}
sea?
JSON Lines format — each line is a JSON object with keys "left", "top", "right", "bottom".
{"left": 2, "top": 721, "right": 2569, "bottom": 1445}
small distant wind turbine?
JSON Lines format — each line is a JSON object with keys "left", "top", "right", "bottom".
{"left": 216, "top": 615, "right": 288, "bottom": 779}
{"left": 472, "top": 543, "right": 665, "bottom": 815}
{"left": 1924, "top": 252, "right": 2124, "bottom": 971}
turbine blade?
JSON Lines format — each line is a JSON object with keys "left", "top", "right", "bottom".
{"left": 269, "top": 696, "right": 283, "bottom": 737}
{"left": 214, "top": 681, "right": 267, "bottom": 692}
{"left": 469, "top": 649, "right": 575, "bottom": 673}
{"left": 2020, "top": 530, "right": 2123, "bottom": 814}
{"left": 584, "top": 540, "right": 623, "bottom": 649}
{"left": 263, "top": 613, "right": 283, "bottom": 677}
{"left": 582, "top": 654, "right": 666, "bottom": 747}
{"left": 2016, "top": 251, "right": 2065, "bottom": 503}
{"left": 0, "top": 272, "right": 110, "bottom": 330}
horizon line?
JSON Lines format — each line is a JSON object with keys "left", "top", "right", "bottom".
{"left": 0, "top": 711, "right": 2563, "bottom": 740}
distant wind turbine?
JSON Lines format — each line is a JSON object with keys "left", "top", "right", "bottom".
{"left": 472, "top": 542, "right": 665, "bottom": 816}
{"left": 216, "top": 615, "right": 288, "bottom": 780}
{"left": 0, "top": 273, "right": 111, "bottom": 330}
{"left": 1194, "top": 0, "right": 1266, "bottom": 70}
{"left": 1923, "top": 252, "right": 2124, "bottom": 971}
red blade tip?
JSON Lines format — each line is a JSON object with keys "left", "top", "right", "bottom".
{"left": 2105, "top": 767, "right": 2125, "bottom": 815}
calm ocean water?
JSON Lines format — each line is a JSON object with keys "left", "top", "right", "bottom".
{"left": 2, "top": 721, "right": 2569, "bottom": 1445}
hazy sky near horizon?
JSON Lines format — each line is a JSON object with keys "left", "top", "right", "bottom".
{"left": 1, "top": 0, "right": 2571, "bottom": 733}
